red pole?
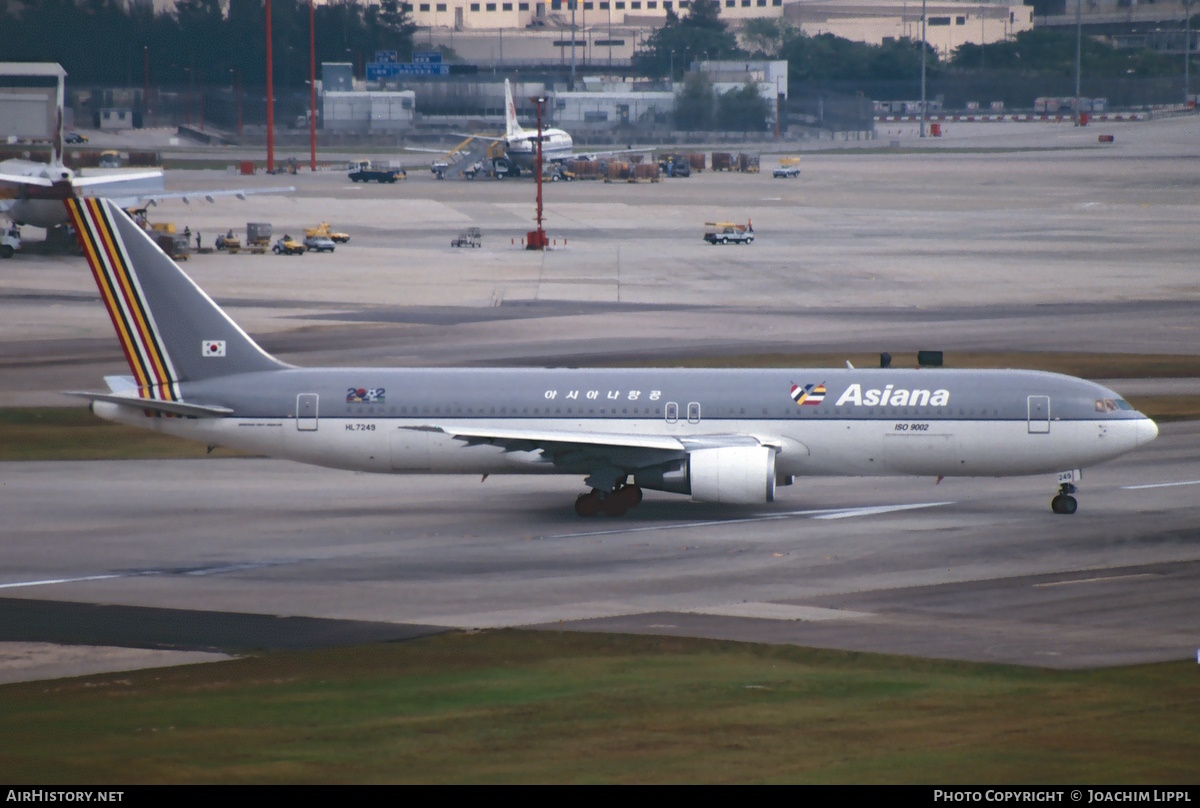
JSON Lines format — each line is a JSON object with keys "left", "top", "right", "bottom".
{"left": 535, "top": 97, "right": 544, "bottom": 233}
{"left": 265, "top": 0, "right": 275, "bottom": 173}
{"left": 309, "top": 0, "right": 317, "bottom": 170}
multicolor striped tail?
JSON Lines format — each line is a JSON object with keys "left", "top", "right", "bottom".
{"left": 66, "top": 197, "right": 286, "bottom": 398}
{"left": 68, "top": 196, "right": 181, "bottom": 403}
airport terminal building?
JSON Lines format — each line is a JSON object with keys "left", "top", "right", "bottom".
{"left": 411, "top": 0, "right": 1035, "bottom": 66}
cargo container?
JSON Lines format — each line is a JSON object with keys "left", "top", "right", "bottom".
{"left": 737, "top": 153, "right": 760, "bottom": 173}
{"left": 633, "top": 162, "right": 661, "bottom": 182}
{"left": 711, "top": 152, "right": 733, "bottom": 171}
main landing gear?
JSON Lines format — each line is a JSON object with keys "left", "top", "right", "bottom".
{"left": 1051, "top": 482, "right": 1078, "bottom": 515}
{"left": 574, "top": 484, "right": 643, "bottom": 517}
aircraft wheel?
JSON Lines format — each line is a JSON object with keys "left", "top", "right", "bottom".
{"left": 601, "top": 494, "right": 629, "bottom": 517}
{"left": 618, "top": 485, "right": 643, "bottom": 506}
{"left": 575, "top": 492, "right": 601, "bottom": 517}
{"left": 1063, "top": 496, "right": 1078, "bottom": 514}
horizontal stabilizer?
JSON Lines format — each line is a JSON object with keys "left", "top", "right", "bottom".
{"left": 65, "top": 391, "right": 233, "bottom": 418}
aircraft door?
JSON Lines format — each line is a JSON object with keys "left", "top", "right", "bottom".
{"left": 665, "top": 402, "right": 678, "bottom": 424}
{"left": 687, "top": 402, "right": 701, "bottom": 424}
{"left": 296, "top": 393, "right": 318, "bottom": 431}
{"left": 1027, "top": 395, "right": 1050, "bottom": 434}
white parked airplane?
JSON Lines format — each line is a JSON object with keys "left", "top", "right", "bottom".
{"left": 66, "top": 197, "right": 1158, "bottom": 517}
{"left": 438, "top": 79, "right": 646, "bottom": 176}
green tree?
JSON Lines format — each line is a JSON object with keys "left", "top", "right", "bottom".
{"left": 949, "top": 29, "right": 1179, "bottom": 77}
{"left": 782, "top": 32, "right": 935, "bottom": 84}
{"left": 633, "top": 0, "right": 740, "bottom": 79}
{"left": 674, "top": 71, "right": 714, "bottom": 129}
{"left": 739, "top": 17, "right": 797, "bottom": 58}
{"left": 715, "top": 81, "right": 769, "bottom": 131}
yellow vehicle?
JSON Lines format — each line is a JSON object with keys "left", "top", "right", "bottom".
{"left": 304, "top": 222, "right": 349, "bottom": 244}
{"left": 272, "top": 234, "right": 306, "bottom": 255}
{"left": 215, "top": 229, "right": 242, "bottom": 253}
{"left": 98, "top": 150, "right": 122, "bottom": 168}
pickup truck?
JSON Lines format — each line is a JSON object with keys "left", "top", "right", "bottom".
{"left": 1, "top": 226, "right": 20, "bottom": 258}
{"left": 703, "top": 222, "right": 754, "bottom": 245}
{"left": 349, "top": 164, "right": 406, "bottom": 183}
{"left": 773, "top": 165, "right": 801, "bottom": 178}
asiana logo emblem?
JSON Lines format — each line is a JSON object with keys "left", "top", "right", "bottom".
{"left": 835, "top": 383, "right": 951, "bottom": 407}
{"left": 789, "top": 382, "right": 825, "bottom": 406}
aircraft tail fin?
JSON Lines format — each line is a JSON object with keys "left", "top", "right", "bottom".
{"left": 504, "top": 78, "right": 523, "bottom": 140}
{"left": 66, "top": 197, "right": 287, "bottom": 402}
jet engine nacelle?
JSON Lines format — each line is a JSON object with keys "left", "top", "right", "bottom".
{"left": 636, "top": 446, "right": 776, "bottom": 504}
{"left": 689, "top": 446, "right": 776, "bottom": 504}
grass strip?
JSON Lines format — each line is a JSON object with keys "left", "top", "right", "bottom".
{"left": 0, "top": 631, "right": 1196, "bottom": 784}
{"left": 0, "top": 407, "right": 251, "bottom": 461}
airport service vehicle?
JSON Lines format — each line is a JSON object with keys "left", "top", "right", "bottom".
{"left": 215, "top": 230, "right": 241, "bottom": 252}
{"left": 272, "top": 235, "right": 305, "bottom": 255}
{"left": 305, "top": 222, "right": 349, "bottom": 243}
{"left": 451, "top": 227, "right": 482, "bottom": 248}
{"left": 304, "top": 234, "right": 335, "bottom": 253}
{"left": 704, "top": 222, "right": 754, "bottom": 245}
{"left": 64, "top": 132, "right": 88, "bottom": 144}
{"left": 65, "top": 198, "right": 1157, "bottom": 518}
{"left": 773, "top": 166, "right": 801, "bottom": 178}
{"left": 1, "top": 225, "right": 20, "bottom": 258}
{"left": 349, "top": 161, "right": 405, "bottom": 183}
{"left": 659, "top": 155, "right": 691, "bottom": 178}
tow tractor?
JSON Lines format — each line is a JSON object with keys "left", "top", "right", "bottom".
{"left": 305, "top": 222, "right": 350, "bottom": 243}
{"left": 703, "top": 221, "right": 754, "bottom": 245}
{"left": 1, "top": 225, "right": 20, "bottom": 258}
{"left": 272, "top": 234, "right": 306, "bottom": 255}
{"left": 215, "top": 229, "right": 242, "bottom": 253}
{"left": 349, "top": 160, "right": 406, "bottom": 183}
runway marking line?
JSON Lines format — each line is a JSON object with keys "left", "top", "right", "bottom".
{"left": 1121, "top": 479, "right": 1200, "bottom": 491}
{"left": 542, "top": 501, "right": 954, "bottom": 540}
{"left": 1033, "top": 573, "right": 1158, "bottom": 588}
{"left": 0, "top": 574, "right": 122, "bottom": 590}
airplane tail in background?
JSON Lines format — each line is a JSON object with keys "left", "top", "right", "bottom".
{"left": 504, "top": 78, "right": 524, "bottom": 141}
{"left": 65, "top": 198, "right": 287, "bottom": 402}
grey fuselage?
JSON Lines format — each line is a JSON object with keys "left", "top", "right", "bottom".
{"left": 97, "top": 366, "right": 1157, "bottom": 481}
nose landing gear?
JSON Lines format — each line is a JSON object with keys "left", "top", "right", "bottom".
{"left": 1051, "top": 482, "right": 1078, "bottom": 515}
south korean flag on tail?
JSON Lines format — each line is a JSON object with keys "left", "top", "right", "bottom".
{"left": 202, "top": 340, "right": 226, "bottom": 358}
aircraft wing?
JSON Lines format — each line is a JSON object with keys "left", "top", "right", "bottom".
{"left": 0, "top": 170, "right": 55, "bottom": 188}
{"left": 565, "top": 147, "right": 657, "bottom": 162}
{"left": 71, "top": 170, "right": 166, "bottom": 189}
{"left": 105, "top": 185, "right": 296, "bottom": 209}
{"left": 412, "top": 424, "right": 779, "bottom": 489}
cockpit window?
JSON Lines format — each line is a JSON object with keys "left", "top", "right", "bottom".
{"left": 1095, "top": 398, "right": 1133, "bottom": 412}
{"left": 1116, "top": 399, "right": 1133, "bottom": 411}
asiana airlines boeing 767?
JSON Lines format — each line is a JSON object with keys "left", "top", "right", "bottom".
{"left": 65, "top": 198, "right": 1157, "bottom": 517}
